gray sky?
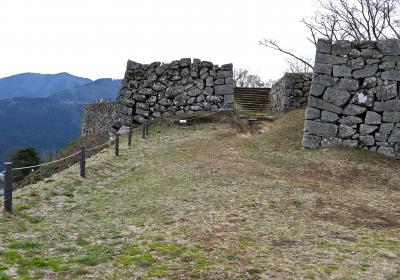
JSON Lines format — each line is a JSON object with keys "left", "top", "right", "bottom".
{"left": 0, "top": 0, "right": 316, "bottom": 81}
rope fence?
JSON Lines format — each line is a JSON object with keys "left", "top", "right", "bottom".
{"left": 0, "top": 112, "right": 220, "bottom": 213}
{"left": 1, "top": 121, "right": 151, "bottom": 213}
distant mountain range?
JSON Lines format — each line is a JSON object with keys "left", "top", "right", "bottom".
{"left": 0, "top": 72, "right": 92, "bottom": 100}
{"left": 0, "top": 73, "right": 121, "bottom": 164}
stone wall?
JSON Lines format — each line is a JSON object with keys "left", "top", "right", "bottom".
{"left": 303, "top": 39, "right": 400, "bottom": 158}
{"left": 81, "top": 101, "right": 117, "bottom": 135}
{"left": 271, "top": 72, "right": 312, "bottom": 113}
{"left": 116, "top": 58, "right": 234, "bottom": 124}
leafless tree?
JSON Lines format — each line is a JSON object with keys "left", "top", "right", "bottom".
{"left": 233, "top": 69, "right": 269, "bottom": 88}
{"left": 287, "top": 57, "right": 314, "bottom": 73}
{"left": 260, "top": 0, "right": 400, "bottom": 70}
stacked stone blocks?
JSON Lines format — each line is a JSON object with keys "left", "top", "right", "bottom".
{"left": 116, "top": 58, "right": 234, "bottom": 124}
{"left": 271, "top": 73, "right": 312, "bottom": 113}
{"left": 303, "top": 39, "right": 400, "bottom": 158}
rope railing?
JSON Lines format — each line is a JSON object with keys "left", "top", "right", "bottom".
{"left": 0, "top": 112, "right": 218, "bottom": 213}
{"left": 0, "top": 123, "right": 148, "bottom": 212}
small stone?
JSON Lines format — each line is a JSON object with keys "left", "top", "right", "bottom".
{"left": 351, "top": 58, "right": 365, "bottom": 69}
{"left": 362, "top": 77, "right": 377, "bottom": 89}
{"left": 350, "top": 91, "right": 374, "bottom": 107}
{"left": 388, "top": 127, "right": 400, "bottom": 142}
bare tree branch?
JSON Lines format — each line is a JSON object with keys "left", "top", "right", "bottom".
{"left": 258, "top": 39, "right": 314, "bottom": 70}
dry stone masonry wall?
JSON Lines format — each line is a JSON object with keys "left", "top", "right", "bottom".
{"left": 271, "top": 73, "right": 312, "bottom": 113}
{"left": 81, "top": 101, "right": 117, "bottom": 135}
{"left": 303, "top": 39, "right": 400, "bottom": 158}
{"left": 116, "top": 58, "right": 234, "bottom": 124}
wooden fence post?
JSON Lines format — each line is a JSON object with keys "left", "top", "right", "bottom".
{"left": 142, "top": 122, "right": 146, "bottom": 139}
{"left": 146, "top": 120, "right": 149, "bottom": 136}
{"left": 4, "top": 162, "right": 13, "bottom": 212}
{"left": 80, "top": 146, "right": 86, "bottom": 178}
{"left": 128, "top": 127, "right": 132, "bottom": 146}
{"left": 115, "top": 133, "right": 120, "bottom": 156}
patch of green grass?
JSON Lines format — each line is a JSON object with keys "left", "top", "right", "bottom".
{"left": 76, "top": 244, "right": 112, "bottom": 266}
{"left": 132, "top": 252, "right": 156, "bottom": 268}
{"left": 148, "top": 241, "right": 186, "bottom": 259}
{"left": 121, "top": 244, "right": 142, "bottom": 255}
{"left": 8, "top": 241, "right": 40, "bottom": 250}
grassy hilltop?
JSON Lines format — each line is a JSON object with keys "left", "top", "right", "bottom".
{"left": 0, "top": 109, "right": 399, "bottom": 279}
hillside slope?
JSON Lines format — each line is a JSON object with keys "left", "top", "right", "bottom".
{"left": 0, "top": 73, "right": 92, "bottom": 100}
{"left": 0, "top": 110, "right": 399, "bottom": 279}
{"left": 49, "top": 78, "right": 121, "bottom": 103}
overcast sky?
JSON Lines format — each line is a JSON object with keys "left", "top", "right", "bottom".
{"left": 0, "top": 0, "right": 317, "bottom": 81}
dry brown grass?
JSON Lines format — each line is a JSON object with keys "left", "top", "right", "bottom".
{"left": 0, "top": 109, "right": 399, "bottom": 279}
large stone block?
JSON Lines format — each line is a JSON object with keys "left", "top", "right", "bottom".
{"left": 381, "top": 70, "right": 400, "bottom": 81}
{"left": 323, "top": 88, "right": 351, "bottom": 106}
{"left": 352, "top": 64, "right": 378, "bottom": 79}
{"left": 377, "top": 39, "right": 400, "bottom": 55}
{"left": 338, "top": 124, "right": 356, "bottom": 138}
{"left": 215, "top": 84, "right": 233, "bottom": 95}
{"left": 359, "top": 135, "right": 375, "bottom": 146}
{"left": 310, "top": 84, "right": 326, "bottom": 97}
{"left": 304, "top": 120, "right": 338, "bottom": 137}
{"left": 371, "top": 84, "right": 397, "bottom": 101}
{"left": 373, "top": 99, "right": 400, "bottom": 112}
{"left": 316, "top": 39, "right": 332, "bottom": 54}
{"left": 302, "top": 134, "right": 321, "bottom": 149}
{"left": 382, "top": 111, "right": 400, "bottom": 122}
{"left": 332, "top": 40, "right": 351, "bottom": 55}
{"left": 315, "top": 53, "right": 347, "bottom": 65}
{"left": 377, "top": 146, "right": 395, "bottom": 157}
{"left": 365, "top": 111, "right": 382, "bottom": 125}
{"left": 312, "top": 73, "right": 335, "bottom": 87}
{"left": 321, "top": 110, "right": 339, "bottom": 123}
{"left": 333, "top": 65, "right": 352, "bottom": 77}
{"left": 339, "top": 116, "right": 363, "bottom": 125}
{"left": 337, "top": 78, "right": 359, "bottom": 91}
{"left": 388, "top": 127, "right": 400, "bottom": 142}
{"left": 359, "top": 124, "right": 378, "bottom": 135}
{"left": 343, "top": 104, "right": 367, "bottom": 116}
{"left": 305, "top": 107, "right": 321, "bottom": 120}
{"left": 308, "top": 96, "right": 343, "bottom": 114}
{"left": 314, "top": 63, "right": 333, "bottom": 75}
